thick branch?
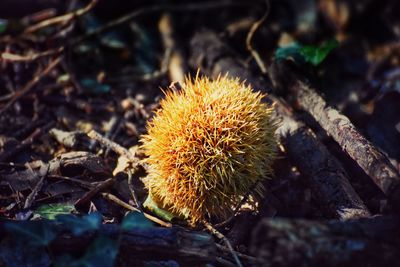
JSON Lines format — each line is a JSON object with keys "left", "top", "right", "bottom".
{"left": 57, "top": 225, "right": 215, "bottom": 263}
{"left": 277, "top": 112, "right": 370, "bottom": 219}
{"left": 0, "top": 223, "right": 216, "bottom": 264}
{"left": 290, "top": 79, "right": 400, "bottom": 206}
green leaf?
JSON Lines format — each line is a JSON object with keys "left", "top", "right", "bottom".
{"left": 143, "top": 194, "right": 178, "bottom": 222}
{"left": 275, "top": 39, "right": 338, "bottom": 66}
{"left": 4, "top": 220, "right": 56, "bottom": 246}
{"left": 56, "top": 212, "right": 101, "bottom": 236}
{"left": 0, "top": 19, "right": 7, "bottom": 34}
{"left": 121, "top": 211, "right": 154, "bottom": 230}
{"left": 35, "top": 203, "right": 75, "bottom": 220}
{"left": 300, "top": 39, "right": 339, "bottom": 66}
{"left": 80, "top": 79, "right": 111, "bottom": 94}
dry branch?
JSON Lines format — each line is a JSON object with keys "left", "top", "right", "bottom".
{"left": 23, "top": 0, "right": 97, "bottom": 33}
{"left": 87, "top": 130, "right": 138, "bottom": 164}
{"left": 276, "top": 112, "right": 371, "bottom": 219}
{"left": 190, "top": 30, "right": 370, "bottom": 220}
{"left": 101, "top": 192, "right": 172, "bottom": 228}
{"left": 287, "top": 76, "right": 400, "bottom": 207}
{"left": 74, "top": 178, "right": 115, "bottom": 208}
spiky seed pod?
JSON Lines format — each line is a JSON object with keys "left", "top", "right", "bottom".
{"left": 140, "top": 75, "right": 277, "bottom": 223}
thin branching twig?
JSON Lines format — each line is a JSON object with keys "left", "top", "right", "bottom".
{"left": 0, "top": 57, "right": 61, "bottom": 114}
{"left": 1, "top": 47, "right": 64, "bottom": 62}
{"left": 87, "top": 130, "right": 138, "bottom": 163}
{"left": 246, "top": 0, "right": 270, "bottom": 74}
{"left": 24, "top": 0, "right": 98, "bottom": 33}
{"left": 203, "top": 220, "right": 243, "bottom": 267}
{"left": 101, "top": 192, "right": 172, "bottom": 227}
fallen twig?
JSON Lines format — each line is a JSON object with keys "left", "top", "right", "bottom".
{"left": 216, "top": 244, "right": 257, "bottom": 264}
{"left": 48, "top": 174, "right": 92, "bottom": 188}
{"left": 289, "top": 79, "right": 400, "bottom": 206}
{"left": 246, "top": 0, "right": 270, "bottom": 74}
{"left": 203, "top": 221, "right": 243, "bottom": 267}
{"left": 0, "top": 57, "right": 61, "bottom": 114}
{"left": 0, "top": 122, "right": 54, "bottom": 162}
{"left": 24, "top": 0, "right": 97, "bottom": 33}
{"left": 87, "top": 130, "right": 144, "bottom": 216}
{"left": 0, "top": 47, "right": 64, "bottom": 62}
{"left": 23, "top": 164, "right": 49, "bottom": 209}
{"left": 127, "top": 170, "right": 142, "bottom": 211}
{"left": 87, "top": 130, "right": 137, "bottom": 164}
{"left": 74, "top": 178, "right": 115, "bottom": 208}
{"left": 101, "top": 192, "right": 172, "bottom": 228}
{"left": 214, "top": 182, "right": 260, "bottom": 228}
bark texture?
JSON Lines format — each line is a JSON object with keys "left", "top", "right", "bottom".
{"left": 0, "top": 222, "right": 216, "bottom": 264}
{"left": 291, "top": 79, "right": 400, "bottom": 206}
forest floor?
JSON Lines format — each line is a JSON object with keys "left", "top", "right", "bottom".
{"left": 0, "top": 1, "right": 400, "bottom": 266}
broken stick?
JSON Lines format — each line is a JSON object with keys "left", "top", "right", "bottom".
{"left": 269, "top": 59, "right": 400, "bottom": 207}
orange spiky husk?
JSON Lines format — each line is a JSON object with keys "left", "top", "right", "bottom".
{"left": 140, "top": 74, "right": 277, "bottom": 223}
